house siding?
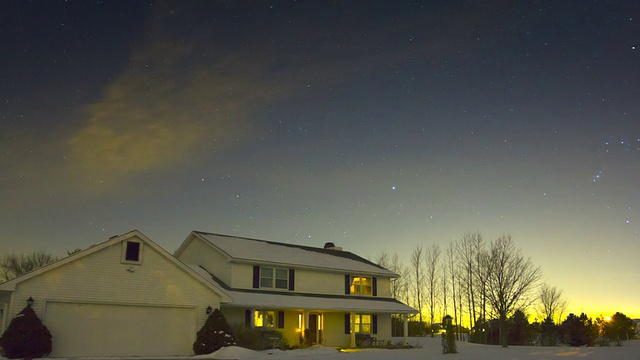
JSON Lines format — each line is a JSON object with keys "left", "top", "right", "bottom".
{"left": 8, "top": 236, "right": 222, "bottom": 332}
{"left": 323, "top": 312, "right": 351, "bottom": 347}
{"left": 232, "top": 265, "right": 390, "bottom": 298}
{"left": 231, "top": 262, "right": 254, "bottom": 289}
{"left": 0, "top": 291, "right": 11, "bottom": 333}
{"left": 177, "top": 236, "right": 232, "bottom": 286}
{"left": 293, "top": 268, "right": 345, "bottom": 294}
{"left": 375, "top": 277, "right": 391, "bottom": 297}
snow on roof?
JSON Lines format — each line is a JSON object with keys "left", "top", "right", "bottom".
{"left": 222, "top": 289, "right": 417, "bottom": 314}
{"left": 193, "top": 231, "right": 396, "bottom": 276}
{"left": 188, "top": 265, "right": 416, "bottom": 314}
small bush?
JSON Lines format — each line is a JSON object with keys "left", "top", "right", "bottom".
{"left": 232, "top": 324, "right": 288, "bottom": 350}
{"left": 233, "top": 324, "right": 262, "bottom": 350}
{"left": 193, "top": 308, "right": 237, "bottom": 355}
{"left": 0, "top": 306, "right": 52, "bottom": 359}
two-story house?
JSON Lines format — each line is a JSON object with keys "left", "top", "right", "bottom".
{"left": 175, "top": 231, "right": 417, "bottom": 348}
{"left": 0, "top": 230, "right": 415, "bottom": 357}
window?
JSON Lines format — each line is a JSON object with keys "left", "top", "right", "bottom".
{"left": 121, "top": 240, "right": 142, "bottom": 264}
{"left": 260, "top": 267, "right": 288, "bottom": 289}
{"left": 254, "top": 310, "right": 276, "bottom": 328}
{"left": 350, "top": 276, "right": 372, "bottom": 295}
{"left": 354, "top": 314, "right": 372, "bottom": 334}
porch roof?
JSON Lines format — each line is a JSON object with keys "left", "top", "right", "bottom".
{"left": 221, "top": 290, "right": 418, "bottom": 314}
{"left": 189, "top": 265, "right": 417, "bottom": 314}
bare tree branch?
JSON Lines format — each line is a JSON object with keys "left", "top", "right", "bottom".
{"left": 485, "top": 234, "right": 542, "bottom": 347}
{"left": 0, "top": 251, "right": 58, "bottom": 282}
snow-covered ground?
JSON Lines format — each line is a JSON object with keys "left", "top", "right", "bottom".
{"left": 4, "top": 337, "right": 639, "bottom": 360}
{"left": 200, "top": 337, "right": 640, "bottom": 360}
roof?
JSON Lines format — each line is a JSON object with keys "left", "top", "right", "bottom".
{"left": 177, "top": 231, "right": 397, "bottom": 277}
{"left": 0, "top": 230, "right": 231, "bottom": 302}
{"left": 190, "top": 265, "right": 417, "bottom": 314}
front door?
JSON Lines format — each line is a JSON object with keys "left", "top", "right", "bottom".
{"left": 308, "top": 314, "right": 318, "bottom": 344}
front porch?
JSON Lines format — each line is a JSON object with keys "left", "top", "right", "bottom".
{"left": 221, "top": 307, "right": 413, "bottom": 349}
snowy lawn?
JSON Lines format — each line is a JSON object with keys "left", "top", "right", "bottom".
{"left": 4, "top": 337, "right": 638, "bottom": 360}
{"left": 199, "top": 337, "right": 640, "bottom": 360}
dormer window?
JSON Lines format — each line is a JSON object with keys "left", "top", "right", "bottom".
{"left": 122, "top": 240, "right": 142, "bottom": 264}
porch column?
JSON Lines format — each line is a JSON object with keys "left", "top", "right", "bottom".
{"left": 250, "top": 308, "right": 256, "bottom": 327}
{"left": 403, "top": 314, "right": 409, "bottom": 345}
{"left": 350, "top": 312, "right": 356, "bottom": 348}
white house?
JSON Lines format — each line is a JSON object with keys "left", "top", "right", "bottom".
{"left": 0, "top": 230, "right": 230, "bottom": 357}
{"left": 0, "top": 230, "right": 416, "bottom": 357}
{"left": 174, "top": 231, "right": 417, "bottom": 348}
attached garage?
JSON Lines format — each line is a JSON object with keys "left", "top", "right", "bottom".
{"left": 44, "top": 302, "right": 197, "bottom": 357}
{"left": 0, "top": 231, "right": 231, "bottom": 358}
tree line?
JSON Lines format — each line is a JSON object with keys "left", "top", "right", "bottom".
{"left": 377, "top": 232, "right": 637, "bottom": 347}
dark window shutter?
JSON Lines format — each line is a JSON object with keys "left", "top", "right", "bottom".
{"left": 344, "top": 313, "right": 350, "bottom": 334}
{"left": 245, "top": 309, "right": 251, "bottom": 326}
{"left": 344, "top": 274, "right": 351, "bottom": 294}
{"left": 289, "top": 269, "right": 295, "bottom": 291}
{"left": 253, "top": 265, "right": 260, "bottom": 288}
{"left": 278, "top": 311, "right": 285, "bottom": 329}
{"left": 372, "top": 315, "right": 378, "bottom": 334}
{"left": 372, "top": 277, "right": 377, "bottom": 296}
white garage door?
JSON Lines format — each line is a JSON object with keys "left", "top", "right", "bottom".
{"left": 44, "top": 302, "right": 197, "bottom": 357}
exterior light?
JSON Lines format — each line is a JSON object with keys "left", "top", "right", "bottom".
{"left": 206, "top": 306, "right": 213, "bottom": 315}
{"left": 27, "top": 297, "right": 34, "bottom": 307}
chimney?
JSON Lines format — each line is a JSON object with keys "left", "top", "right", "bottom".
{"left": 323, "top": 242, "right": 343, "bottom": 251}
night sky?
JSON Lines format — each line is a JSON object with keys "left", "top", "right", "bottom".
{"left": 1, "top": 1, "right": 638, "bottom": 318}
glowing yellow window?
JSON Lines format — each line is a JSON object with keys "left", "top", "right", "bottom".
{"left": 254, "top": 310, "right": 275, "bottom": 328}
{"left": 355, "top": 314, "right": 372, "bottom": 334}
{"left": 350, "top": 276, "right": 372, "bottom": 295}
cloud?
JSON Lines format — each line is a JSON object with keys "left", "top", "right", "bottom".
{"left": 2, "top": 1, "right": 485, "bottom": 206}
{"left": 64, "top": 37, "right": 288, "bottom": 193}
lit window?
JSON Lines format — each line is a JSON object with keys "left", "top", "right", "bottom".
{"left": 254, "top": 310, "right": 276, "bottom": 328}
{"left": 260, "top": 267, "right": 288, "bottom": 289}
{"left": 350, "top": 276, "right": 372, "bottom": 295}
{"left": 355, "top": 314, "right": 372, "bottom": 334}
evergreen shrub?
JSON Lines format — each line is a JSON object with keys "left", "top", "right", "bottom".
{"left": 0, "top": 306, "right": 52, "bottom": 359}
{"left": 193, "top": 308, "right": 237, "bottom": 355}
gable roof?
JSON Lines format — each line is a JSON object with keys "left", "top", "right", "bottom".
{"left": 0, "top": 230, "right": 231, "bottom": 302}
{"left": 175, "top": 231, "right": 397, "bottom": 277}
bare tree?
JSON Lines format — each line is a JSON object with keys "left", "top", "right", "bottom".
{"left": 441, "top": 254, "right": 448, "bottom": 320}
{"left": 446, "top": 241, "right": 459, "bottom": 338}
{"left": 424, "top": 243, "right": 441, "bottom": 329}
{"left": 485, "top": 235, "right": 542, "bottom": 347}
{"left": 456, "top": 233, "right": 477, "bottom": 330}
{"left": 0, "top": 251, "right": 58, "bottom": 282}
{"left": 410, "top": 245, "right": 425, "bottom": 323}
{"left": 376, "top": 251, "right": 409, "bottom": 303}
{"left": 536, "top": 283, "right": 568, "bottom": 324}
{"left": 472, "top": 233, "right": 489, "bottom": 324}
{"left": 391, "top": 253, "right": 410, "bottom": 304}
{"left": 375, "top": 251, "right": 390, "bottom": 269}
{"left": 456, "top": 276, "right": 465, "bottom": 340}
